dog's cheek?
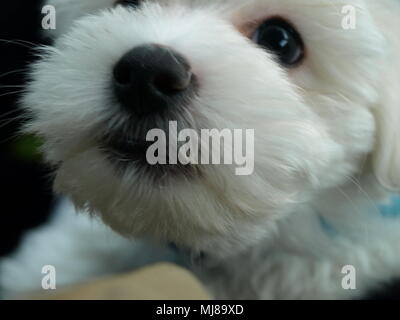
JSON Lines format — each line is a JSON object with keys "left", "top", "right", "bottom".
{"left": 299, "top": 95, "right": 377, "bottom": 189}
{"left": 21, "top": 47, "right": 117, "bottom": 164}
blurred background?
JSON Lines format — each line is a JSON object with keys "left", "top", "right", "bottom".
{"left": 0, "top": 0, "right": 54, "bottom": 257}
{"left": 0, "top": 0, "right": 399, "bottom": 299}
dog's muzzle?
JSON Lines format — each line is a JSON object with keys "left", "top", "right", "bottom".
{"left": 102, "top": 44, "right": 198, "bottom": 174}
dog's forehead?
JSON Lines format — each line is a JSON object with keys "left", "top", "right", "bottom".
{"left": 47, "top": 0, "right": 368, "bottom": 42}
{"left": 48, "top": 0, "right": 353, "bottom": 26}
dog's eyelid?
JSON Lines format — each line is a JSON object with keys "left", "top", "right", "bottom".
{"left": 239, "top": 16, "right": 297, "bottom": 40}
{"left": 238, "top": 20, "right": 260, "bottom": 39}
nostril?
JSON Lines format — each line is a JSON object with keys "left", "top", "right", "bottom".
{"left": 113, "top": 60, "right": 132, "bottom": 86}
{"left": 153, "top": 70, "right": 193, "bottom": 95}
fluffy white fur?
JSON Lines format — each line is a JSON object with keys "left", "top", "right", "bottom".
{"left": 1, "top": 0, "right": 400, "bottom": 299}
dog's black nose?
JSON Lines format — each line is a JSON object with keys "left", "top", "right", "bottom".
{"left": 113, "top": 44, "right": 194, "bottom": 116}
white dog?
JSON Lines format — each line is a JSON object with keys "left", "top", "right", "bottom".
{"left": 1, "top": 0, "right": 399, "bottom": 299}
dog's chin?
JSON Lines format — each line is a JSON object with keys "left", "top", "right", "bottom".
{"left": 101, "top": 136, "right": 202, "bottom": 181}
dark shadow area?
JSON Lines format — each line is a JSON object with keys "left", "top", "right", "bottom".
{"left": 0, "top": 0, "right": 54, "bottom": 257}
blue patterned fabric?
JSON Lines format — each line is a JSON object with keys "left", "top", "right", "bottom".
{"left": 319, "top": 195, "right": 400, "bottom": 236}
{"left": 318, "top": 215, "right": 338, "bottom": 237}
{"left": 379, "top": 196, "right": 400, "bottom": 218}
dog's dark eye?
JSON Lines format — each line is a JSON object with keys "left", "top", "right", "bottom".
{"left": 253, "top": 18, "right": 304, "bottom": 67}
{"left": 115, "top": 0, "right": 141, "bottom": 7}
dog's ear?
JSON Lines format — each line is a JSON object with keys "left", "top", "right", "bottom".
{"left": 372, "top": 89, "right": 400, "bottom": 192}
